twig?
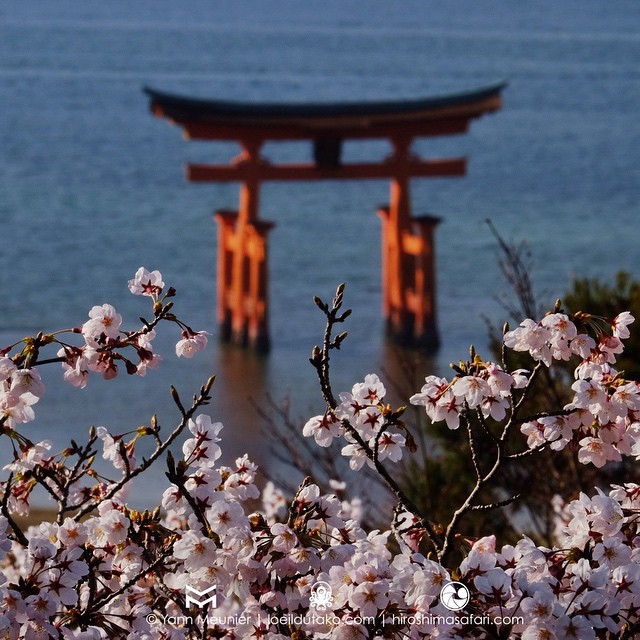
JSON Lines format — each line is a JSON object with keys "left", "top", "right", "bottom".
{"left": 1, "top": 474, "right": 29, "bottom": 547}
{"left": 502, "top": 362, "right": 543, "bottom": 441}
{"left": 486, "top": 219, "right": 539, "bottom": 320}
{"left": 469, "top": 494, "right": 521, "bottom": 511}
{"left": 465, "top": 412, "right": 484, "bottom": 480}
{"left": 310, "top": 285, "right": 444, "bottom": 553}
{"left": 74, "top": 376, "right": 215, "bottom": 520}
{"left": 310, "top": 284, "right": 350, "bottom": 409}
{"left": 56, "top": 432, "right": 99, "bottom": 523}
{"left": 88, "top": 545, "right": 175, "bottom": 612}
{"left": 165, "top": 454, "right": 218, "bottom": 542}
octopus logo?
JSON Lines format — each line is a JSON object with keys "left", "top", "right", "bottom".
{"left": 309, "top": 581, "right": 334, "bottom": 611}
{"left": 439, "top": 582, "right": 470, "bottom": 611}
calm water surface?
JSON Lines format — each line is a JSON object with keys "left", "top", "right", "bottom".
{"left": 1, "top": 0, "right": 639, "bottom": 504}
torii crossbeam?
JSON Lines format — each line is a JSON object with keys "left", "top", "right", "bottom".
{"left": 145, "top": 82, "right": 505, "bottom": 351}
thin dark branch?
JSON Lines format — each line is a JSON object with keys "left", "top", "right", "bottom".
{"left": 310, "top": 285, "right": 444, "bottom": 553}
{"left": 1, "top": 474, "right": 29, "bottom": 547}
{"left": 486, "top": 219, "right": 540, "bottom": 320}
{"left": 470, "top": 494, "right": 521, "bottom": 511}
{"left": 74, "top": 376, "right": 215, "bottom": 520}
{"left": 503, "top": 362, "right": 544, "bottom": 440}
{"left": 89, "top": 545, "right": 175, "bottom": 612}
{"left": 56, "top": 432, "right": 99, "bottom": 524}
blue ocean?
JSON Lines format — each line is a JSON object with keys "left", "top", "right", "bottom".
{"left": 1, "top": 1, "right": 639, "bottom": 504}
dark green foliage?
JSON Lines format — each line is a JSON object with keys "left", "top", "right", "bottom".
{"left": 564, "top": 271, "right": 640, "bottom": 379}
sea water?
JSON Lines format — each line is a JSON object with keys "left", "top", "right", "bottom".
{"left": 1, "top": 0, "right": 639, "bottom": 504}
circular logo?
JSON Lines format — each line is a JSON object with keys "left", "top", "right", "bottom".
{"left": 440, "top": 582, "right": 470, "bottom": 611}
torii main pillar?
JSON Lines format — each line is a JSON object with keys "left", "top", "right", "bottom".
{"left": 145, "top": 83, "right": 505, "bottom": 351}
{"left": 213, "top": 140, "right": 274, "bottom": 351}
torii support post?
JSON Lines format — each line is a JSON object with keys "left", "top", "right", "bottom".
{"left": 215, "top": 210, "right": 275, "bottom": 351}
{"left": 379, "top": 203, "right": 441, "bottom": 348}
{"left": 377, "top": 135, "right": 440, "bottom": 347}
{"left": 145, "top": 82, "right": 505, "bottom": 351}
{"left": 214, "top": 139, "right": 275, "bottom": 351}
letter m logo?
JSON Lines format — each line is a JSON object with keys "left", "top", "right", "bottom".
{"left": 185, "top": 584, "right": 217, "bottom": 608}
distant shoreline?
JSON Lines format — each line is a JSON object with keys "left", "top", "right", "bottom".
{"left": 14, "top": 506, "right": 57, "bottom": 530}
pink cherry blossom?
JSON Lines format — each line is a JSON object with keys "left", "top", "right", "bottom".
{"left": 453, "top": 374, "right": 492, "bottom": 408}
{"left": 374, "top": 431, "right": 405, "bottom": 462}
{"left": 0, "top": 391, "right": 35, "bottom": 428}
{"left": 207, "top": 498, "right": 248, "bottom": 534}
{"left": 303, "top": 412, "right": 343, "bottom": 447}
{"left": 349, "top": 581, "right": 389, "bottom": 618}
{"left": 96, "top": 426, "right": 136, "bottom": 472}
{"left": 341, "top": 440, "right": 370, "bottom": 470}
{"left": 474, "top": 567, "right": 511, "bottom": 601}
{"left": 128, "top": 267, "right": 164, "bottom": 297}
{"left": 175, "top": 330, "right": 208, "bottom": 358}
{"left": 270, "top": 523, "right": 297, "bottom": 552}
{"left": 81, "top": 303, "right": 122, "bottom": 342}
{"left": 173, "top": 530, "right": 218, "bottom": 571}
{"left": 612, "top": 311, "right": 635, "bottom": 339}
{"left": 182, "top": 414, "right": 223, "bottom": 467}
{"left": 570, "top": 332, "right": 597, "bottom": 358}
{"left": 578, "top": 437, "right": 621, "bottom": 467}
{"left": 9, "top": 368, "right": 45, "bottom": 403}
{"left": 0, "top": 356, "right": 17, "bottom": 382}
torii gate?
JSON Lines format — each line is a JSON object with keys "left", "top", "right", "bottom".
{"left": 145, "top": 83, "right": 505, "bottom": 351}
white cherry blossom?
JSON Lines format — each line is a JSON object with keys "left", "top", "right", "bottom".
{"left": 81, "top": 303, "right": 122, "bottom": 342}
{"left": 175, "top": 330, "right": 208, "bottom": 358}
{"left": 128, "top": 267, "right": 164, "bottom": 297}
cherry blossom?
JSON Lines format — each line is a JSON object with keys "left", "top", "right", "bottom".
{"left": 57, "top": 346, "right": 90, "bottom": 388}
{"left": 578, "top": 436, "right": 621, "bottom": 467}
{"left": 128, "top": 267, "right": 165, "bottom": 297}
{"left": 81, "top": 303, "right": 123, "bottom": 342}
{"left": 0, "top": 392, "right": 35, "bottom": 428}
{"left": 453, "top": 374, "right": 492, "bottom": 408}
{"left": 182, "top": 414, "right": 223, "bottom": 467}
{"left": 96, "top": 426, "right": 137, "bottom": 472}
{"left": 172, "top": 530, "right": 218, "bottom": 571}
{"left": 303, "top": 411, "right": 343, "bottom": 447}
{"left": 175, "top": 330, "right": 209, "bottom": 358}
{"left": 612, "top": 311, "right": 635, "bottom": 339}
{"left": 410, "top": 377, "right": 462, "bottom": 430}
{"left": 375, "top": 431, "right": 405, "bottom": 462}
{"left": 9, "top": 368, "right": 45, "bottom": 402}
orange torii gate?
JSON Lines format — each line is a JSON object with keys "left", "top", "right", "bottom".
{"left": 145, "top": 83, "right": 505, "bottom": 351}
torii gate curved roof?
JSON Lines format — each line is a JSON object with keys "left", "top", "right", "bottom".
{"left": 144, "top": 82, "right": 506, "bottom": 140}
